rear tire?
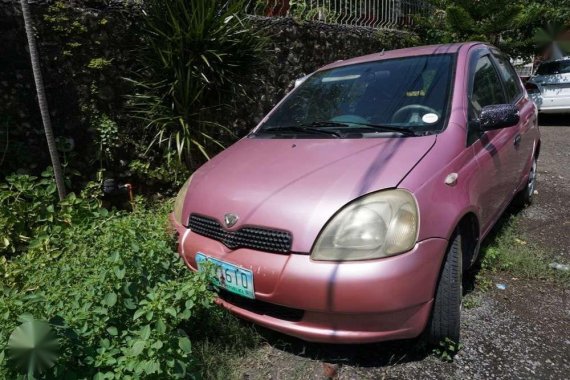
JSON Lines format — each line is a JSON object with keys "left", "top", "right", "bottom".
{"left": 426, "top": 231, "right": 462, "bottom": 345}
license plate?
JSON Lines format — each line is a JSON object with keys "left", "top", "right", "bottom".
{"left": 195, "top": 253, "right": 255, "bottom": 299}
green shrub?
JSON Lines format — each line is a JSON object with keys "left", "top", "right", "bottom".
{"left": 0, "top": 200, "right": 216, "bottom": 378}
{"left": 128, "top": 0, "right": 266, "bottom": 169}
{"left": 0, "top": 169, "right": 102, "bottom": 257}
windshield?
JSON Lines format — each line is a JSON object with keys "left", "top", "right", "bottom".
{"left": 536, "top": 60, "right": 570, "bottom": 75}
{"left": 255, "top": 54, "right": 454, "bottom": 138}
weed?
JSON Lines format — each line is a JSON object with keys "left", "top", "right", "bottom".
{"left": 480, "top": 218, "right": 569, "bottom": 285}
{"left": 462, "top": 293, "right": 481, "bottom": 309}
{"left": 432, "top": 338, "right": 462, "bottom": 362}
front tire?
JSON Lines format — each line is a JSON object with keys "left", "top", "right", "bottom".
{"left": 515, "top": 157, "right": 537, "bottom": 206}
{"left": 426, "top": 231, "right": 462, "bottom": 344}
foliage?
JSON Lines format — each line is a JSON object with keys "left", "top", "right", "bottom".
{"left": 479, "top": 218, "right": 570, "bottom": 285}
{"left": 413, "top": 0, "right": 570, "bottom": 59}
{"left": 288, "top": 0, "right": 338, "bottom": 22}
{"left": 432, "top": 338, "right": 462, "bottom": 362}
{"left": 0, "top": 199, "right": 219, "bottom": 378}
{"left": 0, "top": 168, "right": 101, "bottom": 256}
{"left": 0, "top": 1, "right": 141, "bottom": 184}
{"left": 128, "top": 0, "right": 266, "bottom": 169}
{"left": 128, "top": 158, "right": 189, "bottom": 190}
{"left": 92, "top": 113, "right": 120, "bottom": 167}
{"left": 461, "top": 293, "right": 481, "bottom": 309}
{"left": 510, "top": 0, "right": 570, "bottom": 58}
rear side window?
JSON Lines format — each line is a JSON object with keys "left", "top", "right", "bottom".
{"left": 536, "top": 60, "right": 570, "bottom": 75}
{"left": 471, "top": 56, "right": 507, "bottom": 113}
{"left": 493, "top": 53, "right": 523, "bottom": 102}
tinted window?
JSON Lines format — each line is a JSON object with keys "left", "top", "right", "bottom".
{"left": 257, "top": 54, "right": 454, "bottom": 136}
{"left": 493, "top": 53, "right": 523, "bottom": 102}
{"left": 471, "top": 56, "right": 506, "bottom": 113}
{"left": 536, "top": 60, "right": 570, "bottom": 75}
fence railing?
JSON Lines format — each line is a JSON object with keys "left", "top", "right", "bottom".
{"left": 245, "top": 0, "right": 433, "bottom": 29}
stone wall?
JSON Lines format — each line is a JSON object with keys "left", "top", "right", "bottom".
{"left": 0, "top": 1, "right": 418, "bottom": 178}
{"left": 228, "top": 16, "right": 419, "bottom": 133}
{"left": 0, "top": 0, "right": 142, "bottom": 176}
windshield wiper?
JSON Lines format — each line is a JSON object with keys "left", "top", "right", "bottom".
{"left": 259, "top": 124, "right": 342, "bottom": 138}
{"left": 341, "top": 122, "right": 417, "bottom": 136}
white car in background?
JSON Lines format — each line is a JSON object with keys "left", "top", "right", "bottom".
{"left": 526, "top": 57, "right": 570, "bottom": 113}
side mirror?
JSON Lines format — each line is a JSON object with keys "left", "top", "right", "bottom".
{"left": 478, "top": 104, "right": 520, "bottom": 131}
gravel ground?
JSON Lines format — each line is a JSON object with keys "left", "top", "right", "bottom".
{"left": 234, "top": 118, "right": 570, "bottom": 380}
{"left": 519, "top": 115, "right": 570, "bottom": 261}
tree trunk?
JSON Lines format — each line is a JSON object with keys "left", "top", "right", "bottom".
{"left": 19, "top": 0, "right": 66, "bottom": 201}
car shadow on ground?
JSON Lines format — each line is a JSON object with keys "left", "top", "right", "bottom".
{"left": 252, "top": 324, "right": 430, "bottom": 368}
{"left": 538, "top": 114, "right": 570, "bottom": 127}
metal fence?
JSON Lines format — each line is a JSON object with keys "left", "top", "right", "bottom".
{"left": 245, "top": 0, "right": 433, "bottom": 29}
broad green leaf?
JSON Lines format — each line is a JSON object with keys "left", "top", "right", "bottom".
{"left": 106, "top": 327, "right": 118, "bottom": 336}
{"left": 178, "top": 336, "right": 191, "bottom": 354}
{"left": 165, "top": 307, "right": 177, "bottom": 317}
{"left": 155, "top": 319, "right": 166, "bottom": 334}
{"left": 133, "top": 309, "right": 145, "bottom": 320}
{"left": 132, "top": 340, "right": 145, "bottom": 356}
{"left": 114, "top": 267, "right": 126, "bottom": 280}
{"left": 140, "top": 324, "right": 151, "bottom": 340}
{"left": 104, "top": 292, "right": 117, "bottom": 307}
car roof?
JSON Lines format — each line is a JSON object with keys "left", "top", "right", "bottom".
{"left": 318, "top": 42, "right": 484, "bottom": 71}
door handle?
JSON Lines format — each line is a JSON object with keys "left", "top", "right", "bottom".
{"left": 514, "top": 134, "right": 522, "bottom": 147}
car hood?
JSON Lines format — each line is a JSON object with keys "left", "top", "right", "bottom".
{"left": 184, "top": 135, "right": 436, "bottom": 253}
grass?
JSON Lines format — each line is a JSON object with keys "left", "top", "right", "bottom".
{"left": 478, "top": 216, "right": 570, "bottom": 286}
{"left": 190, "top": 309, "right": 262, "bottom": 379}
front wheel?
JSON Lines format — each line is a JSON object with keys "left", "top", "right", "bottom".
{"left": 514, "top": 157, "right": 537, "bottom": 206}
{"left": 425, "top": 231, "right": 462, "bottom": 344}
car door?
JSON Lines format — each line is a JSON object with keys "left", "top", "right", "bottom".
{"left": 467, "top": 50, "right": 519, "bottom": 231}
{"left": 491, "top": 51, "right": 536, "bottom": 189}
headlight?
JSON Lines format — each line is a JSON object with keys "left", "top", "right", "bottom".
{"left": 173, "top": 175, "right": 193, "bottom": 226}
{"left": 311, "top": 190, "right": 418, "bottom": 261}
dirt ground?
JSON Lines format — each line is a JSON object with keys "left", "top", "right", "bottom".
{"left": 232, "top": 116, "right": 570, "bottom": 380}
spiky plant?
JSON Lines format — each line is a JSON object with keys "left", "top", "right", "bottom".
{"left": 128, "top": 0, "right": 266, "bottom": 169}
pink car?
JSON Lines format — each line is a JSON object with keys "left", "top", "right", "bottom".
{"left": 171, "top": 43, "right": 539, "bottom": 344}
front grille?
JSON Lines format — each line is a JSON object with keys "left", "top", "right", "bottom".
{"left": 218, "top": 290, "right": 304, "bottom": 322}
{"left": 188, "top": 214, "right": 292, "bottom": 254}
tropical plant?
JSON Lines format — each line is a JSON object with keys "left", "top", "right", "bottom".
{"left": 128, "top": 0, "right": 266, "bottom": 169}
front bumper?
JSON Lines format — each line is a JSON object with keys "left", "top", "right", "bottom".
{"left": 171, "top": 214, "right": 448, "bottom": 343}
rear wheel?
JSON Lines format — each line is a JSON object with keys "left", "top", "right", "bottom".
{"left": 426, "top": 231, "right": 462, "bottom": 344}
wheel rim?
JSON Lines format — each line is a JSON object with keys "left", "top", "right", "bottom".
{"left": 527, "top": 159, "right": 537, "bottom": 198}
